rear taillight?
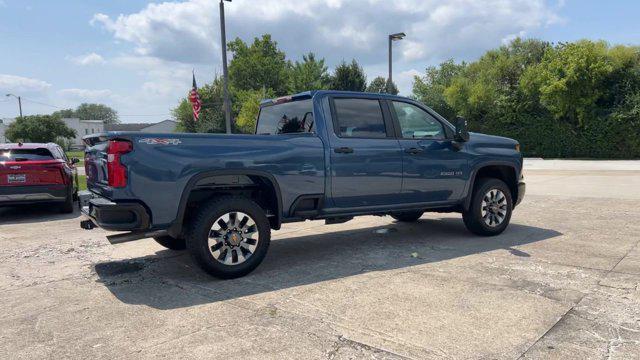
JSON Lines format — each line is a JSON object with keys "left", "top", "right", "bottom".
{"left": 107, "top": 140, "right": 132, "bottom": 188}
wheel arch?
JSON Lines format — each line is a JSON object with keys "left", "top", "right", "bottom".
{"left": 463, "top": 162, "right": 519, "bottom": 211}
{"left": 167, "top": 170, "right": 283, "bottom": 238}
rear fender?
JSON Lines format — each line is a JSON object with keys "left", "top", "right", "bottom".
{"left": 167, "top": 170, "right": 283, "bottom": 237}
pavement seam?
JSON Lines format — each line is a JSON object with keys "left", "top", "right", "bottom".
{"left": 517, "top": 230, "right": 640, "bottom": 359}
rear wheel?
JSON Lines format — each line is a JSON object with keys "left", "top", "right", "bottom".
{"left": 186, "top": 196, "right": 271, "bottom": 279}
{"left": 391, "top": 210, "right": 424, "bottom": 222}
{"left": 463, "top": 178, "right": 513, "bottom": 236}
{"left": 153, "top": 235, "right": 186, "bottom": 250}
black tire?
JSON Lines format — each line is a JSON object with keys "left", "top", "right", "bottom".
{"left": 153, "top": 235, "right": 186, "bottom": 250}
{"left": 186, "top": 196, "right": 271, "bottom": 279}
{"left": 463, "top": 178, "right": 513, "bottom": 236}
{"left": 391, "top": 210, "right": 424, "bottom": 222}
{"left": 59, "top": 188, "right": 74, "bottom": 214}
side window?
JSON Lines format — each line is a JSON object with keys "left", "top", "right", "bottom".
{"left": 333, "top": 98, "right": 388, "bottom": 138}
{"left": 256, "top": 99, "right": 314, "bottom": 135}
{"left": 392, "top": 101, "right": 445, "bottom": 139}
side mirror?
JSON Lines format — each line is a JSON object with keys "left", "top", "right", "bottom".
{"left": 454, "top": 117, "right": 470, "bottom": 142}
{"left": 71, "top": 157, "right": 80, "bottom": 165}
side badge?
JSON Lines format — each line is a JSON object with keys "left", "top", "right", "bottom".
{"left": 138, "top": 138, "right": 182, "bottom": 145}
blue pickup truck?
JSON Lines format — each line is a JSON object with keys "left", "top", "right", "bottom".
{"left": 80, "top": 90, "right": 525, "bottom": 278}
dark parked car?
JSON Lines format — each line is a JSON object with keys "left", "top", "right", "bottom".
{"left": 0, "top": 143, "right": 79, "bottom": 213}
{"left": 80, "top": 90, "right": 525, "bottom": 278}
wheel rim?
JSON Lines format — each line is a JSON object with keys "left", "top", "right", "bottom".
{"left": 208, "top": 211, "right": 259, "bottom": 265}
{"left": 481, "top": 189, "right": 508, "bottom": 227}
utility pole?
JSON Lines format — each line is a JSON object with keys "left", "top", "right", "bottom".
{"left": 388, "top": 32, "right": 406, "bottom": 94}
{"left": 219, "top": 0, "right": 232, "bottom": 134}
{"left": 5, "top": 94, "right": 22, "bottom": 118}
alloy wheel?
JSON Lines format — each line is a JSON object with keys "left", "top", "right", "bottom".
{"left": 481, "top": 189, "right": 508, "bottom": 227}
{"left": 207, "top": 211, "right": 259, "bottom": 265}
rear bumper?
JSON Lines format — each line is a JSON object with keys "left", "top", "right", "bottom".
{"left": 79, "top": 190, "right": 150, "bottom": 231}
{"left": 515, "top": 180, "right": 526, "bottom": 207}
{"left": 0, "top": 185, "right": 68, "bottom": 205}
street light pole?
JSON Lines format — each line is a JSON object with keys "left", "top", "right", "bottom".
{"left": 5, "top": 94, "right": 22, "bottom": 118}
{"left": 219, "top": 0, "right": 232, "bottom": 134}
{"left": 388, "top": 32, "right": 406, "bottom": 94}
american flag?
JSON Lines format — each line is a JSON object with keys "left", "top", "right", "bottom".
{"left": 189, "top": 72, "right": 202, "bottom": 121}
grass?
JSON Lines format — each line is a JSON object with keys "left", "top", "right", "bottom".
{"left": 66, "top": 151, "right": 84, "bottom": 166}
{"left": 77, "top": 175, "right": 87, "bottom": 191}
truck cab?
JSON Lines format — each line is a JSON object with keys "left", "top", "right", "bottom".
{"left": 81, "top": 90, "right": 525, "bottom": 278}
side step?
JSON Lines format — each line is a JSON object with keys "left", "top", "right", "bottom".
{"left": 325, "top": 216, "right": 353, "bottom": 225}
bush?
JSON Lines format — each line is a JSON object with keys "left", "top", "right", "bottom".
{"left": 413, "top": 39, "right": 640, "bottom": 158}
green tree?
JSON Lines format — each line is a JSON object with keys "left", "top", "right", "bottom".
{"left": 235, "top": 89, "right": 274, "bottom": 134}
{"left": 228, "top": 34, "right": 291, "bottom": 96}
{"left": 5, "top": 115, "right": 76, "bottom": 143}
{"left": 410, "top": 38, "right": 640, "bottom": 158}
{"left": 412, "top": 60, "right": 466, "bottom": 120}
{"left": 366, "top": 76, "right": 398, "bottom": 95}
{"left": 173, "top": 78, "right": 227, "bottom": 133}
{"left": 330, "top": 60, "right": 367, "bottom": 92}
{"left": 52, "top": 103, "right": 120, "bottom": 124}
{"left": 50, "top": 108, "right": 76, "bottom": 118}
{"left": 289, "top": 52, "right": 331, "bottom": 93}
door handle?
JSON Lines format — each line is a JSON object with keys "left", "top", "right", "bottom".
{"left": 404, "top": 147, "right": 424, "bottom": 154}
{"left": 334, "top": 147, "right": 354, "bottom": 154}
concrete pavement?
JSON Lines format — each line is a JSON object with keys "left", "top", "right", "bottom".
{"left": 1, "top": 161, "right": 639, "bottom": 359}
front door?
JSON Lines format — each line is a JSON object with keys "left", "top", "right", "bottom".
{"left": 390, "top": 100, "right": 468, "bottom": 203}
{"left": 328, "top": 97, "right": 403, "bottom": 208}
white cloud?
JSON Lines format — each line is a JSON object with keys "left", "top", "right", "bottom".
{"left": 0, "top": 74, "right": 51, "bottom": 94}
{"left": 91, "top": 0, "right": 563, "bottom": 66}
{"left": 58, "top": 88, "right": 112, "bottom": 101}
{"left": 66, "top": 52, "right": 106, "bottom": 66}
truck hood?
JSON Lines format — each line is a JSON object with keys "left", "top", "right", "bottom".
{"left": 468, "top": 132, "right": 519, "bottom": 146}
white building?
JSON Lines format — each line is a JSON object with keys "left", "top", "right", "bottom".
{"left": 0, "top": 117, "right": 176, "bottom": 146}
{"left": 62, "top": 118, "right": 105, "bottom": 148}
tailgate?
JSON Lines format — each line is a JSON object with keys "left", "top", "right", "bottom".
{"left": 0, "top": 160, "right": 66, "bottom": 186}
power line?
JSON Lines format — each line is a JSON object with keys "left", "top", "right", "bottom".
{"left": 20, "top": 97, "right": 64, "bottom": 109}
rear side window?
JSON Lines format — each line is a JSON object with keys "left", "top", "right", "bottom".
{"left": 0, "top": 148, "right": 54, "bottom": 161}
{"left": 256, "top": 99, "right": 314, "bottom": 135}
{"left": 333, "top": 98, "right": 387, "bottom": 138}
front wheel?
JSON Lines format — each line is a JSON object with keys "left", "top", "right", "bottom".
{"left": 463, "top": 178, "right": 513, "bottom": 236}
{"left": 186, "top": 196, "right": 271, "bottom": 279}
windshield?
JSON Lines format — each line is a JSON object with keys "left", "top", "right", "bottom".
{"left": 0, "top": 148, "right": 54, "bottom": 161}
{"left": 256, "top": 99, "right": 313, "bottom": 135}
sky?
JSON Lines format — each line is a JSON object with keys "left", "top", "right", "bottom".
{"left": 0, "top": 0, "right": 638, "bottom": 123}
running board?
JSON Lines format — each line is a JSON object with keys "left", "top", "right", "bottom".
{"left": 107, "top": 230, "right": 169, "bottom": 245}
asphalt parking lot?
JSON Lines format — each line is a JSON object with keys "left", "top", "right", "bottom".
{"left": 1, "top": 161, "right": 639, "bottom": 359}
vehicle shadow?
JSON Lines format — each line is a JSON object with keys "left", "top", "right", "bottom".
{"left": 0, "top": 203, "right": 81, "bottom": 225}
{"left": 94, "top": 218, "right": 562, "bottom": 310}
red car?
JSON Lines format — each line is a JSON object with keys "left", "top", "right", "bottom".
{"left": 0, "top": 143, "right": 79, "bottom": 213}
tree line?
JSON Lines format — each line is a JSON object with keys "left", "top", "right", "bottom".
{"left": 174, "top": 34, "right": 397, "bottom": 134}
{"left": 414, "top": 39, "right": 640, "bottom": 158}
{"left": 177, "top": 35, "right": 639, "bottom": 159}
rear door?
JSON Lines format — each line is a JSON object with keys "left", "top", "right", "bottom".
{"left": 0, "top": 148, "right": 65, "bottom": 186}
{"left": 327, "top": 96, "right": 403, "bottom": 208}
